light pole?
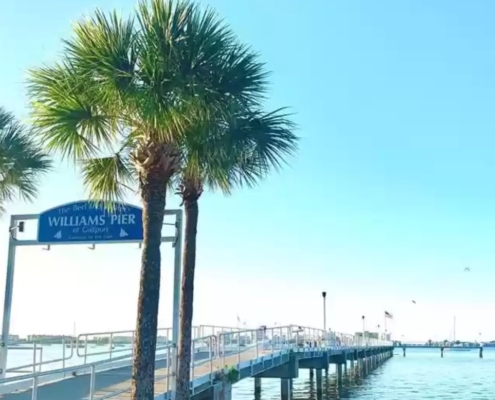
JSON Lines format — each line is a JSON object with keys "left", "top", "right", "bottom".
{"left": 322, "top": 291, "right": 327, "bottom": 333}
{"left": 362, "top": 315, "right": 366, "bottom": 345}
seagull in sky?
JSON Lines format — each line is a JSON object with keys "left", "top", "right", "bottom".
{"left": 412, "top": 300, "right": 416, "bottom": 304}
{"left": 464, "top": 267, "right": 471, "bottom": 272}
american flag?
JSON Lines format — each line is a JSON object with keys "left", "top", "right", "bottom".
{"left": 384, "top": 311, "right": 393, "bottom": 319}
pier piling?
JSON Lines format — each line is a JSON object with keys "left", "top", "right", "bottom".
{"left": 280, "top": 378, "right": 292, "bottom": 400}
{"left": 315, "top": 369, "right": 323, "bottom": 393}
{"left": 254, "top": 377, "right": 261, "bottom": 394}
{"left": 336, "top": 363, "right": 343, "bottom": 385}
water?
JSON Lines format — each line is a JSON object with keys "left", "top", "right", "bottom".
{"left": 233, "top": 349, "right": 495, "bottom": 400}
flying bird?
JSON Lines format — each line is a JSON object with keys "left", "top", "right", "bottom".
{"left": 464, "top": 267, "right": 471, "bottom": 272}
{"left": 412, "top": 300, "right": 416, "bottom": 304}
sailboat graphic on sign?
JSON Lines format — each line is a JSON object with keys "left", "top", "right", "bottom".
{"left": 53, "top": 231, "right": 62, "bottom": 239}
{"left": 119, "top": 228, "right": 128, "bottom": 238}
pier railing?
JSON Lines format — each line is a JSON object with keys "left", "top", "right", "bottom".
{"left": 3, "top": 325, "right": 239, "bottom": 379}
{"left": 5, "top": 336, "right": 74, "bottom": 376}
{"left": 0, "top": 324, "right": 392, "bottom": 399}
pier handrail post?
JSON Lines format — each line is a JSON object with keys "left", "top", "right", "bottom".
{"left": 0, "top": 216, "right": 18, "bottom": 379}
{"left": 322, "top": 291, "right": 327, "bottom": 346}
{"left": 89, "top": 365, "right": 96, "bottom": 400}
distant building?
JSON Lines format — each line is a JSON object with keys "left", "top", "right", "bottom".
{"left": 26, "top": 335, "right": 72, "bottom": 344}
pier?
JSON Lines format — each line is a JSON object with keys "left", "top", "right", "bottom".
{"left": 399, "top": 343, "right": 484, "bottom": 358}
{"left": 0, "top": 325, "right": 392, "bottom": 400}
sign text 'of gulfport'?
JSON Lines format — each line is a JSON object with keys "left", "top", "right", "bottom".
{"left": 37, "top": 201, "right": 143, "bottom": 244}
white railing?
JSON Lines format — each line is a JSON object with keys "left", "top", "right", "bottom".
{"left": 6, "top": 336, "right": 74, "bottom": 376}
{"left": 76, "top": 327, "right": 173, "bottom": 363}
{"left": 0, "top": 324, "right": 392, "bottom": 399}
{"left": 3, "top": 325, "right": 239, "bottom": 380}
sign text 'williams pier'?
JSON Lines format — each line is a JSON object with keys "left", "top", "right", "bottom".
{"left": 37, "top": 201, "right": 143, "bottom": 244}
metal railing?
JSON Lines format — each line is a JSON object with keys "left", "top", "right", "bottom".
{"left": 218, "top": 326, "right": 289, "bottom": 366}
{"left": 2, "top": 325, "right": 239, "bottom": 381}
{"left": 76, "top": 327, "right": 173, "bottom": 363}
{"left": 5, "top": 337, "right": 74, "bottom": 376}
{"left": 75, "top": 325, "right": 241, "bottom": 363}
{"left": 0, "top": 324, "right": 392, "bottom": 400}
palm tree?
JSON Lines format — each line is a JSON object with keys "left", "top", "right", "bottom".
{"left": 27, "top": 1, "right": 271, "bottom": 398}
{"left": 174, "top": 108, "right": 297, "bottom": 400}
{"left": 0, "top": 107, "right": 52, "bottom": 213}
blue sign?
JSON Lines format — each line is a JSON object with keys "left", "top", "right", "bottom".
{"left": 37, "top": 201, "right": 143, "bottom": 244}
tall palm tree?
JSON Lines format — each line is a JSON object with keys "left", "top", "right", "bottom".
{"left": 0, "top": 107, "right": 52, "bottom": 213}
{"left": 27, "top": 1, "right": 269, "bottom": 398}
{"left": 174, "top": 107, "right": 298, "bottom": 400}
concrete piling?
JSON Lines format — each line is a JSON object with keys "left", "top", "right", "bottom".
{"left": 280, "top": 378, "right": 292, "bottom": 400}
{"left": 254, "top": 377, "right": 261, "bottom": 395}
{"left": 315, "top": 369, "right": 323, "bottom": 394}
{"left": 336, "top": 363, "right": 343, "bottom": 385}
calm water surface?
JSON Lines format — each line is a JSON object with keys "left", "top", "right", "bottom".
{"left": 233, "top": 349, "right": 495, "bottom": 400}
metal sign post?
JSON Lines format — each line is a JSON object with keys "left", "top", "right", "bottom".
{"left": 0, "top": 201, "right": 183, "bottom": 383}
{"left": 170, "top": 211, "right": 182, "bottom": 399}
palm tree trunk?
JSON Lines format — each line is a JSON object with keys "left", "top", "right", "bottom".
{"left": 131, "top": 171, "right": 167, "bottom": 400}
{"left": 176, "top": 196, "right": 199, "bottom": 400}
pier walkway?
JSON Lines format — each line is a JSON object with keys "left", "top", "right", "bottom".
{"left": 0, "top": 325, "right": 393, "bottom": 400}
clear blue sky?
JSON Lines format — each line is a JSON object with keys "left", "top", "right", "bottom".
{"left": 1, "top": 0, "right": 494, "bottom": 342}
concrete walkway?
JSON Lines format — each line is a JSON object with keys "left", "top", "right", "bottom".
{"left": 0, "top": 348, "right": 269, "bottom": 400}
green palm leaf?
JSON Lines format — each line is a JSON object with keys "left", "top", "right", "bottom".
{"left": 177, "top": 105, "right": 298, "bottom": 194}
{"left": 0, "top": 107, "right": 52, "bottom": 213}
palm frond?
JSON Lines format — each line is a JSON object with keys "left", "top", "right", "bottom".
{"left": 179, "top": 105, "right": 298, "bottom": 195}
{"left": 209, "top": 43, "right": 269, "bottom": 108}
{"left": 28, "top": 62, "right": 118, "bottom": 160}
{"left": 221, "top": 109, "right": 298, "bottom": 191}
{"left": 0, "top": 107, "right": 52, "bottom": 211}
{"left": 80, "top": 153, "right": 137, "bottom": 203}
{"left": 64, "top": 9, "right": 139, "bottom": 106}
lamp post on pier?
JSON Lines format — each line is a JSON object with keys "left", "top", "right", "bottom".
{"left": 322, "top": 292, "right": 327, "bottom": 332}
{"left": 362, "top": 315, "right": 366, "bottom": 346}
